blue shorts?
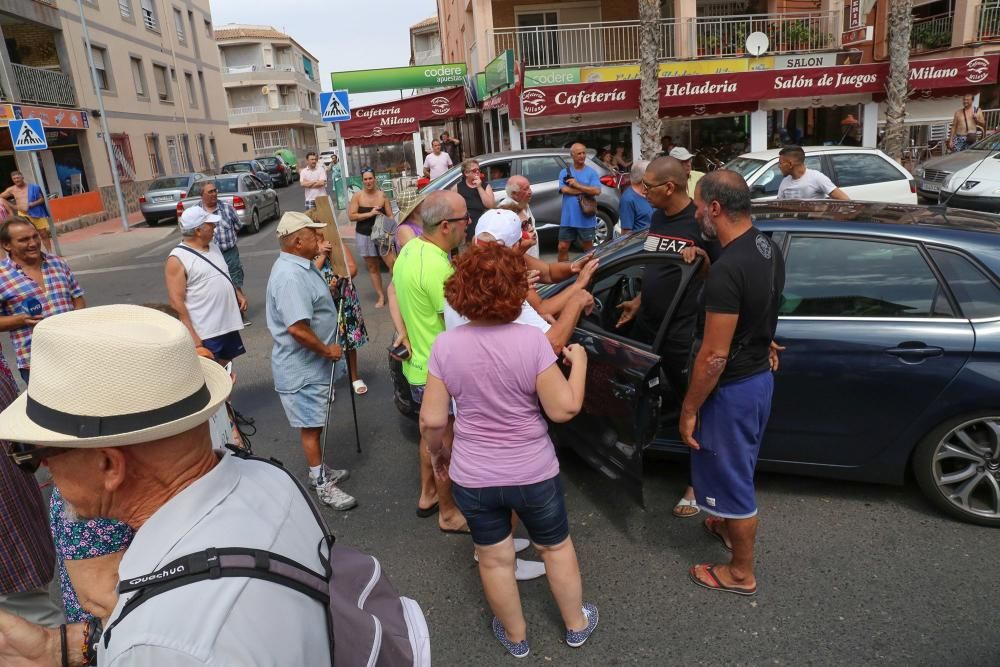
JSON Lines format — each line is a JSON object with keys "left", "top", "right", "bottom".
{"left": 452, "top": 475, "right": 570, "bottom": 547}
{"left": 202, "top": 331, "right": 245, "bottom": 361}
{"left": 278, "top": 382, "right": 330, "bottom": 429}
{"left": 691, "top": 370, "right": 774, "bottom": 519}
{"left": 410, "top": 384, "right": 454, "bottom": 415}
{"left": 304, "top": 200, "right": 318, "bottom": 210}
{"left": 558, "top": 226, "right": 596, "bottom": 244}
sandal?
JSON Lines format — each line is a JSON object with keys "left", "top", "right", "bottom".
{"left": 672, "top": 496, "right": 700, "bottom": 518}
{"left": 352, "top": 379, "right": 368, "bottom": 395}
{"left": 689, "top": 563, "right": 756, "bottom": 596}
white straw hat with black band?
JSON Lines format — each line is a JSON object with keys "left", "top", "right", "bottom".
{"left": 0, "top": 304, "right": 232, "bottom": 447}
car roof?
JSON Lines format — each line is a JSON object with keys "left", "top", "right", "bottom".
{"left": 469, "top": 147, "right": 593, "bottom": 162}
{"left": 737, "top": 146, "right": 889, "bottom": 161}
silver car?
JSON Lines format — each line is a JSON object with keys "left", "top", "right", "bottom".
{"left": 176, "top": 173, "right": 280, "bottom": 234}
{"left": 140, "top": 173, "right": 205, "bottom": 226}
{"left": 420, "top": 148, "right": 622, "bottom": 245}
{"left": 915, "top": 135, "right": 1000, "bottom": 211}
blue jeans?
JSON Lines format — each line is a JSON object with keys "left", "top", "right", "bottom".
{"left": 452, "top": 475, "right": 570, "bottom": 547}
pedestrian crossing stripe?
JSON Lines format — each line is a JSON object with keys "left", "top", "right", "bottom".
{"left": 323, "top": 95, "right": 347, "bottom": 118}
{"left": 9, "top": 119, "right": 48, "bottom": 151}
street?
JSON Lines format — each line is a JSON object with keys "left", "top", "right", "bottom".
{"left": 40, "top": 186, "right": 1000, "bottom": 666}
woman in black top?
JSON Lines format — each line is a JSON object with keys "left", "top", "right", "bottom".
{"left": 348, "top": 169, "right": 394, "bottom": 307}
{"left": 452, "top": 159, "right": 496, "bottom": 240}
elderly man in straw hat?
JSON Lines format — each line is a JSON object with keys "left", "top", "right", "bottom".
{"left": 266, "top": 211, "right": 356, "bottom": 511}
{"left": 0, "top": 304, "right": 332, "bottom": 665}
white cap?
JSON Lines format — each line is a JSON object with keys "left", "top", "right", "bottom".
{"left": 276, "top": 211, "right": 326, "bottom": 238}
{"left": 474, "top": 209, "right": 521, "bottom": 247}
{"left": 179, "top": 206, "right": 221, "bottom": 232}
{"left": 669, "top": 147, "right": 694, "bottom": 161}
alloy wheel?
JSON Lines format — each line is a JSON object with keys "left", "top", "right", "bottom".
{"left": 931, "top": 417, "right": 1000, "bottom": 520}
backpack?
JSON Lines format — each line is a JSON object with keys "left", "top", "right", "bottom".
{"left": 102, "top": 448, "right": 431, "bottom": 666}
{"left": 370, "top": 214, "right": 396, "bottom": 256}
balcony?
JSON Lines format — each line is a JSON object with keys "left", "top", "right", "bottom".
{"left": 221, "top": 63, "right": 320, "bottom": 89}
{"left": 910, "top": 13, "right": 953, "bottom": 51}
{"left": 12, "top": 64, "right": 76, "bottom": 107}
{"left": 981, "top": 1, "right": 1000, "bottom": 41}
{"left": 227, "top": 104, "right": 322, "bottom": 129}
{"left": 489, "top": 12, "right": 840, "bottom": 69}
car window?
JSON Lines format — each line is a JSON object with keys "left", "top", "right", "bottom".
{"left": 222, "top": 163, "right": 250, "bottom": 173}
{"left": 582, "top": 260, "right": 647, "bottom": 337}
{"left": 520, "top": 157, "right": 564, "bottom": 185}
{"left": 725, "top": 157, "right": 767, "bottom": 180}
{"left": 780, "top": 236, "right": 955, "bottom": 318}
{"left": 482, "top": 160, "right": 512, "bottom": 190}
{"left": 215, "top": 179, "right": 239, "bottom": 194}
{"left": 241, "top": 176, "right": 256, "bottom": 191}
{"left": 150, "top": 176, "right": 191, "bottom": 190}
{"left": 257, "top": 157, "right": 279, "bottom": 167}
{"left": 752, "top": 156, "right": 824, "bottom": 197}
{"left": 929, "top": 248, "right": 1000, "bottom": 319}
{"left": 830, "top": 154, "right": 904, "bottom": 187}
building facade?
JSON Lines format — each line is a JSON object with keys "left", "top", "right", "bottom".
{"left": 0, "top": 0, "right": 243, "bottom": 221}
{"left": 214, "top": 24, "right": 323, "bottom": 164}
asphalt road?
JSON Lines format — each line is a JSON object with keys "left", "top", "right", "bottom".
{"left": 43, "top": 184, "right": 1000, "bottom": 666}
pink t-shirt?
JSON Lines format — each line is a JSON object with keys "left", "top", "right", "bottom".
{"left": 428, "top": 322, "right": 559, "bottom": 488}
{"left": 299, "top": 165, "right": 328, "bottom": 202}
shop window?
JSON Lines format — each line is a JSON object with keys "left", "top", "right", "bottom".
{"left": 110, "top": 134, "right": 137, "bottom": 183}
{"left": 751, "top": 156, "right": 824, "bottom": 197}
{"left": 829, "top": 154, "right": 906, "bottom": 188}
{"left": 520, "top": 156, "right": 564, "bottom": 185}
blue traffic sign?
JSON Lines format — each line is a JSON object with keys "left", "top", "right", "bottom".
{"left": 320, "top": 90, "right": 351, "bottom": 123}
{"left": 9, "top": 119, "right": 47, "bottom": 151}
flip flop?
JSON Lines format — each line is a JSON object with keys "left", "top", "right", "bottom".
{"left": 703, "top": 517, "right": 733, "bottom": 552}
{"left": 352, "top": 379, "right": 368, "bottom": 395}
{"left": 688, "top": 563, "right": 756, "bottom": 596}
{"left": 673, "top": 497, "right": 700, "bottom": 518}
{"left": 416, "top": 502, "right": 439, "bottom": 518}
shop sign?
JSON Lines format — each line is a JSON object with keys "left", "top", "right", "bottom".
{"left": 581, "top": 58, "right": 762, "bottom": 83}
{"left": 13, "top": 105, "right": 89, "bottom": 129}
{"left": 339, "top": 87, "right": 466, "bottom": 140}
{"left": 485, "top": 50, "right": 515, "bottom": 94}
{"left": 0, "top": 104, "right": 15, "bottom": 122}
{"left": 775, "top": 53, "right": 840, "bottom": 69}
{"left": 481, "top": 93, "right": 509, "bottom": 113}
{"left": 846, "top": 0, "right": 863, "bottom": 29}
{"left": 516, "top": 81, "right": 640, "bottom": 118}
{"left": 331, "top": 63, "right": 468, "bottom": 94}
{"left": 842, "top": 26, "right": 873, "bottom": 46}
{"left": 524, "top": 67, "right": 581, "bottom": 87}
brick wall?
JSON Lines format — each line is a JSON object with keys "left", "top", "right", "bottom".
{"left": 98, "top": 180, "right": 152, "bottom": 218}
{"left": 6, "top": 23, "right": 60, "bottom": 68}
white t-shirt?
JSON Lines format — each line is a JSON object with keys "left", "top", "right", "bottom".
{"left": 168, "top": 242, "right": 244, "bottom": 339}
{"left": 777, "top": 169, "right": 837, "bottom": 200}
{"left": 445, "top": 300, "right": 551, "bottom": 333}
{"left": 299, "top": 165, "right": 328, "bottom": 203}
{"left": 423, "top": 152, "right": 452, "bottom": 180}
{"left": 499, "top": 197, "right": 539, "bottom": 259}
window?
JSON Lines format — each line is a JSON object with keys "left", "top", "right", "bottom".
{"left": 204, "top": 19, "right": 212, "bottom": 39}
{"left": 520, "top": 156, "right": 564, "bottom": 184}
{"left": 179, "top": 134, "right": 193, "bottom": 172}
{"left": 130, "top": 57, "right": 147, "bottom": 97}
{"left": 830, "top": 154, "right": 906, "bottom": 187}
{"left": 779, "top": 236, "right": 954, "bottom": 318}
{"left": 929, "top": 248, "right": 1000, "bottom": 319}
{"left": 241, "top": 175, "right": 256, "bottom": 191}
{"left": 140, "top": 0, "right": 158, "bottom": 30}
{"left": 173, "top": 8, "right": 186, "bottom": 42}
{"left": 184, "top": 72, "right": 196, "bottom": 106}
{"left": 208, "top": 137, "right": 219, "bottom": 170}
{"left": 751, "top": 156, "right": 824, "bottom": 197}
{"left": 110, "top": 134, "right": 137, "bottom": 182}
{"left": 152, "top": 64, "right": 171, "bottom": 101}
{"left": 146, "top": 133, "right": 164, "bottom": 176}
{"left": 481, "top": 159, "right": 513, "bottom": 191}
{"left": 516, "top": 12, "right": 559, "bottom": 68}
{"left": 91, "top": 46, "right": 110, "bottom": 91}
{"left": 118, "top": 0, "right": 133, "bottom": 20}
{"left": 196, "top": 134, "right": 208, "bottom": 170}
{"left": 582, "top": 260, "right": 649, "bottom": 336}
{"left": 166, "top": 137, "right": 180, "bottom": 174}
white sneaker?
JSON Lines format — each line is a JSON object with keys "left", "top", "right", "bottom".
{"left": 313, "top": 478, "right": 357, "bottom": 510}
{"left": 310, "top": 464, "right": 349, "bottom": 486}
{"left": 515, "top": 558, "right": 546, "bottom": 581}
{"left": 513, "top": 538, "right": 530, "bottom": 554}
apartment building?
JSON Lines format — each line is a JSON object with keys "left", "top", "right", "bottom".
{"left": 411, "top": 16, "right": 443, "bottom": 67}
{"left": 215, "top": 24, "right": 323, "bottom": 163}
{"left": 0, "top": 0, "right": 242, "bottom": 221}
{"left": 438, "top": 0, "right": 999, "bottom": 160}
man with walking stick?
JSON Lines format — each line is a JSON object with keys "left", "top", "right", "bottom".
{"left": 265, "top": 211, "right": 356, "bottom": 510}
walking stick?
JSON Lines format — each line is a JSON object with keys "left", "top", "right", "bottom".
{"left": 339, "top": 297, "right": 363, "bottom": 454}
{"left": 319, "top": 299, "right": 344, "bottom": 473}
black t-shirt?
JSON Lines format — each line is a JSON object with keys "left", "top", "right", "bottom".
{"left": 456, "top": 180, "right": 487, "bottom": 240}
{"left": 637, "top": 202, "right": 709, "bottom": 340}
{"left": 698, "top": 226, "right": 786, "bottom": 384}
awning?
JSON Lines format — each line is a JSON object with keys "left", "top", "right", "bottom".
{"left": 340, "top": 87, "right": 466, "bottom": 144}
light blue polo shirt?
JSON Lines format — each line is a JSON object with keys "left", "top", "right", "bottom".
{"left": 558, "top": 164, "right": 600, "bottom": 229}
{"left": 265, "top": 252, "right": 337, "bottom": 393}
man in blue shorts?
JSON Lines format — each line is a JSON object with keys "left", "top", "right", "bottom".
{"left": 557, "top": 143, "right": 602, "bottom": 262}
{"left": 679, "top": 169, "right": 785, "bottom": 596}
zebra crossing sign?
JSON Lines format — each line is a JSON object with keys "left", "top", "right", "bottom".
{"left": 320, "top": 90, "right": 351, "bottom": 123}
{"left": 9, "top": 119, "right": 47, "bottom": 151}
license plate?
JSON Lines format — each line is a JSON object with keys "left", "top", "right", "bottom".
{"left": 921, "top": 182, "right": 940, "bottom": 193}
{"left": 153, "top": 195, "right": 173, "bottom": 203}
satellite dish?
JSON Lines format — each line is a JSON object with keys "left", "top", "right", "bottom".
{"left": 746, "top": 32, "right": 769, "bottom": 56}
{"left": 260, "top": 85, "right": 270, "bottom": 95}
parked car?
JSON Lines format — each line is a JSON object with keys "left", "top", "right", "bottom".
{"left": 319, "top": 149, "right": 337, "bottom": 168}
{"left": 176, "top": 173, "right": 280, "bottom": 234}
{"left": 255, "top": 155, "right": 293, "bottom": 187}
{"left": 392, "top": 200, "right": 1000, "bottom": 527}
{"left": 725, "top": 146, "right": 918, "bottom": 204}
{"left": 420, "top": 148, "right": 622, "bottom": 245}
{"left": 220, "top": 160, "right": 274, "bottom": 188}
{"left": 916, "top": 134, "right": 1000, "bottom": 212}
{"left": 273, "top": 149, "right": 299, "bottom": 181}
{"left": 139, "top": 173, "right": 205, "bottom": 226}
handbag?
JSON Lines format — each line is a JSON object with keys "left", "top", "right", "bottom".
{"left": 370, "top": 214, "right": 396, "bottom": 256}
{"left": 578, "top": 194, "right": 597, "bottom": 217}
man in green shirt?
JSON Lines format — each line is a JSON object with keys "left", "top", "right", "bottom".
{"left": 390, "top": 190, "right": 470, "bottom": 532}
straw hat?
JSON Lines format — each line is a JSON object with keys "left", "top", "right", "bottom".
{"left": 0, "top": 305, "right": 232, "bottom": 447}
{"left": 396, "top": 191, "right": 428, "bottom": 225}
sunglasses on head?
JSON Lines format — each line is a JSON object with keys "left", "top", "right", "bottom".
{"left": 6, "top": 443, "right": 70, "bottom": 474}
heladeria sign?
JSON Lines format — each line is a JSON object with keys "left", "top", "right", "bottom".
{"left": 332, "top": 64, "right": 468, "bottom": 94}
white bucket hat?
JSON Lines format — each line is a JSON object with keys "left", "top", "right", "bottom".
{"left": 0, "top": 304, "right": 232, "bottom": 447}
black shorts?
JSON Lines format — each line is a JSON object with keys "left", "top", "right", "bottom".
{"left": 202, "top": 331, "right": 246, "bottom": 361}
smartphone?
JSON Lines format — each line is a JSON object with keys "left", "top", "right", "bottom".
{"left": 388, "top": 344, "right": 410, "bottom": 361}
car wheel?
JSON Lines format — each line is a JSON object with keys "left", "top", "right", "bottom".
{"left": 594, "top": 210, "right": 612, "bottom": 246}
{"left": 272, "top": 197, "right": 281, "bottom": 220}
{"left": 144, "top": 217, "right": 158, "bottom": 227}
{"left": 249, "top": 209, "right": 261, "bottom": 234}
{"left": 913, "top": 411, "right": 1000, "bottom": 526}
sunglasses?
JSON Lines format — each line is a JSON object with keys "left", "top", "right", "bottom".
{"left": 7, "top": 443, "right": 70, "bottom": 474}
{"left": 642, "top": 179, "right": 679, "bottom": 191}
{"left": 443, "top": 212, "right": 471, "bottom": 224}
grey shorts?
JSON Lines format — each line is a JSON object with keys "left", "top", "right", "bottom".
{"left": 278, "top": 383, "right": 331, "bottom": 429}
{"left": 356, "top": 232, "right": 381, "bottom": 258}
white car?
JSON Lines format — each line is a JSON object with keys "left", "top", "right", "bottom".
{"left": 726, "top": 146, "right": 917, "bottom": 204}
{"left": 319, "top": 149, "right": 337, "bottom": 167}
{"left": 920, "top": 135, "right": 1000, "bottom": 213}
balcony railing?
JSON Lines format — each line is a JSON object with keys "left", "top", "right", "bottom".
{"left": 910, "top": 12, "right": 953, "bottom": 51}
{"left": 693, "top": 12, "right": 838, "bottom": 57}
{"left": 980, "top": 1, "right": 1000, "bottom": 40}
{"left": 229, "top": 105, "right": 268, "bottom": 115}
{"left": 12, "top": 64, "right": 76, "bottom": 107}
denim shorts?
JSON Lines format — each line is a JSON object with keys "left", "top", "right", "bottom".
{"left": 451, "top": 475, "right": 570, "bottom": 547}
{"left": 278, "top": 382, "right": 330, "bottom": 429}
{"left": 558, "top": 226, "right": 596, "bottom": 244}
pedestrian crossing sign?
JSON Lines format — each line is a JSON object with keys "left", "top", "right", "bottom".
{"left": 8, "top": 119, "right": 47, "bottom": 151}
{"left": 320, "top": 90, "right": 351, "bottom": 123}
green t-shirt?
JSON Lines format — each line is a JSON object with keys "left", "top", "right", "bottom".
{"left": 393, "top": 237, "right": 453, "bottom": 386}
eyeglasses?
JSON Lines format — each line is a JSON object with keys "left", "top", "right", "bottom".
{"left": 443, "top": 212, "right": 471, "bottom": 224}
{"left": 642, "top": 179, "right": 679, "bottom": 191}
{"left": 6, "top": 443, "right": 70, "bottom": 474}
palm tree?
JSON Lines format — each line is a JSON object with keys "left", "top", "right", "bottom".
{"left": 882, "top": 0, "right": 914, "bottom": 162}
{"left": 638, "top": 0, "right": 662, "bottom": 159}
